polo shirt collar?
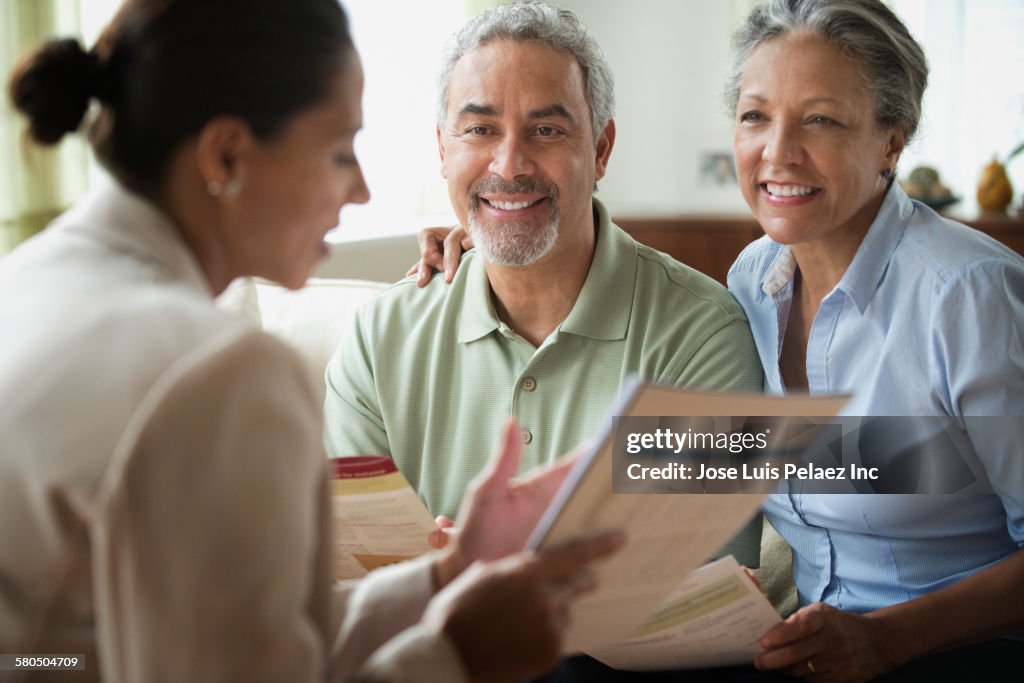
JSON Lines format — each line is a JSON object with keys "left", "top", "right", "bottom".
{"left": 457, "top": 250, "right": 500, "bottom": 343}
{"left": 560, "top": 199, "right": 636, "bottom": 340}
{"left": 456, "top": 198, "right": 637, "bottom": 343}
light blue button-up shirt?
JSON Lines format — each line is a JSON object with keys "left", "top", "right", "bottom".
{"left": 729, "top": 182, "right": 1024, "bottom": 613}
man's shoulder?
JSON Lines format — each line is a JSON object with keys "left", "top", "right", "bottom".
{"left": 353, "top": 253, "right": 478, "bottom": 332}
{"left": 631, "top": 239, "right": 748, "bottom": 323}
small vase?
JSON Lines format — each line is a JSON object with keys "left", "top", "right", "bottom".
{"left": 977, "top": 157, "right": 1014, "bottom": 214}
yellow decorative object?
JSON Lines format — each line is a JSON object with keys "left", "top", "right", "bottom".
{"left": 976, "top": 157, "right": 1013, "bottom": 214}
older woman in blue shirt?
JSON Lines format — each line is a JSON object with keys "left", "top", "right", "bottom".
{"left": 727, "top": 0, "right": 1024, "bottom": 680}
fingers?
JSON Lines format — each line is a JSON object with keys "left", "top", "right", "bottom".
{"left": 760, "top": 604, "right": 825, "bottom": 649}
{"left": 755, "top": 604, "right": 833, "bottom": 676}
{"left": 475, "top": 418, "right": 523, "bottom": 494}
{"left": 416, "top": 229, "right": 446, "bottom": 269}
{"left": 443, "top": 226, "right": 468, "bottom": 282}
{"left": 417, "top": 262, "right": 432, "bottom": 287}
{"left": 428, "top": 529, "right": 449, "bottom": 549}
{"left": 512, "top": 449, "right": 581, "bottom": 502}
{"left": 410, "top": 226, "right": 465, "bottom": 285}
{"left": 534, "top": 530, "right": 627, "bottom": 582}
{"left": 756, "top": 636, "right": 824, "bottom": 674}
{"left": 527, "top": 532, "right": 625, "bottom": 627}
{"left": 427, "top": 532, "right": 622, "bottom": 683}
{"left": 414, "top": 228, "right": 449, "bottom": 287}
{"left": 547, "top": 562, "right": 600, "bottom": 601}
{"left": 428, "top": 515, "right": 457, "bottom": 549}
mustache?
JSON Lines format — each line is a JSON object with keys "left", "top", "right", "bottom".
{"left": 469, "top": 177, "right": 559, "bottom": 205}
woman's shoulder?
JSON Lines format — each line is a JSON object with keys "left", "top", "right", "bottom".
{"left": 732, "top": 234, "right": 783, "bottom": 268}
{"left": 726, "top": 235, "right": 785, "bottom": 295}
{"left": 900, "top": 207, "right": 1024, "bottom": 283}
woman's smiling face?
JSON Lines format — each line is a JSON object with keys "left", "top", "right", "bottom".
{"left": 733, "top": 32, "right": 905, "bottom": 249}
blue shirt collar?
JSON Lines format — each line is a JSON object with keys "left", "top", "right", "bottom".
{"left": 836, "top": 182, "right": 914, "bottom": 312}
{"left": 759, "top": 181, "right": 914, "bottom": 312}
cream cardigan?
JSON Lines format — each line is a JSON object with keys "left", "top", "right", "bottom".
{"left": 0, "top": 183, "right": 465, "bottom": 682}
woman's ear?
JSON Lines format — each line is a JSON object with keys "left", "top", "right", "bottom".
{"left": 196, "top": 116, "right": 254, "bottom": 198}
{"left": 883, "top": 127, "right": 908, "bottom": 173}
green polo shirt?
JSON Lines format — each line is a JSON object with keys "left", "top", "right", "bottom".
{"left": 325, "top": 200, "right": 764, "bottom": 564}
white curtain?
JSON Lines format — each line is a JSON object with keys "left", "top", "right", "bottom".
{"left": 0, "top": 1, "right": 92, "bottom": 254}
{"left": 893, "top": 0, "right": 1024, "bottom": 215}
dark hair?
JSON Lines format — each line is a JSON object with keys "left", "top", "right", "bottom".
{"left": 9, "top": 0, "right": 353, "bottom": 195}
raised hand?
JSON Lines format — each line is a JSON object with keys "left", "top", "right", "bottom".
{"left": 432, "top": 419, "right": 583, "bottom": 580}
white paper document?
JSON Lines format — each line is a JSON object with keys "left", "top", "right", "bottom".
{"left": 330, "top": 456, "right": 436, "bottom": 579}
{"left": 588, "top": 556, "right": 782, "bottom": 670}
{"left": 528, "top": 380, "right": 848, "bottom": 663}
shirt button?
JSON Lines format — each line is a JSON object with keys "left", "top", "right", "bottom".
{"left": 521, "top": 377, "right": 537, "bottom": 391}
{"left": 520, "top": 429, "right": 533, "bottom": 444}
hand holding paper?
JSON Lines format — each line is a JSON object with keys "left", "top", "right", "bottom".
{"left": 429, "top": 430, "right": 584, "bottom": 551}
{"left": 436, "top": 418, "right": 586, "bottom": 585}
{"left": 526, "top": 380, "right": 848, "bottom": 665}
{"left": 424, "top": 530, "right": 625, "bottom": 683}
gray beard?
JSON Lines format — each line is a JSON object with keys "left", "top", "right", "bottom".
{"left": 466, "top": 176, "right": 561, "bottom": 267}
{"left": 468, "top": 201, "right": 560, "bottom": 267}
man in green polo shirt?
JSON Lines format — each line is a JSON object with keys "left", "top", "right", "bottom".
{"left": 324, "top": 2, "right": 763, "bottom": 561}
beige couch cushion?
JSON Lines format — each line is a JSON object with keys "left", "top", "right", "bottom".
{"left": 218, "top": 277, "right": 389, "bottom": 395}
{"left": 754, "top": 518, "right": 798, "bottom": 617}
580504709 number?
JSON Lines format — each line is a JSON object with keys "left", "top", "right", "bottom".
{"left": 0, "top": 655, "right": 84, "bottom": 671}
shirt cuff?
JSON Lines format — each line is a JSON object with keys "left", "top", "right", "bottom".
{"left": 331, "top": 554, "right": 442, "bottom": 676}
{"left": 355, "top": 624, "right": 469, "bottom": 683}
{"left": 338, "top": 553, "right": 438, "bottom": 613}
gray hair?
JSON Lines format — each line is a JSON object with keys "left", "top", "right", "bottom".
{"left": 437, "top": 0, "right": 615, "bottom": 143}
{"left": 725, "top": 0, "right": 928, "bottom": 142}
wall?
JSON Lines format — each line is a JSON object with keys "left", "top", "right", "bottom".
{"left": 333, "top": 0, "right": 753, "bottom": 244}
{"left": 558, "top": 0, "right": 750, "bottom": 216}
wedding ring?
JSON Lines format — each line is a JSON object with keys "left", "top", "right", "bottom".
{"left": 807, "top": 659, "right": 817, "bottom": 674}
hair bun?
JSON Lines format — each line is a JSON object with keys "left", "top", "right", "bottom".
{"left": 8, "top": 38, "right": 102, "bottom": 145}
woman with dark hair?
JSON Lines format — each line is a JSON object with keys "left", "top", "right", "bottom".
{"left": 0, "top": 1, "right": 622, "bottom": 680}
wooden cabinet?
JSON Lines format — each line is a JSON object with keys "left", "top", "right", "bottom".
{"left": 616, "top": 213, "right": 1024, "bottom": 285}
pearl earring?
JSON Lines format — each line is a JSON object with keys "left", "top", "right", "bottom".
{"left": 206, "top": 179, "right": 243, "bottom": 198}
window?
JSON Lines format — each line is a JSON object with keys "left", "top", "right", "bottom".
{"left": 893, "top": 0, "right": 1024, "bottom": 215}
{"left": 74, "top": 0, "right": 470, "bottom": 243}
{"left": 69, "top": 0, "right": 1024, "bottom": 232}
{"left": 334, "top": 0, "right": 468, "bottom": 242}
